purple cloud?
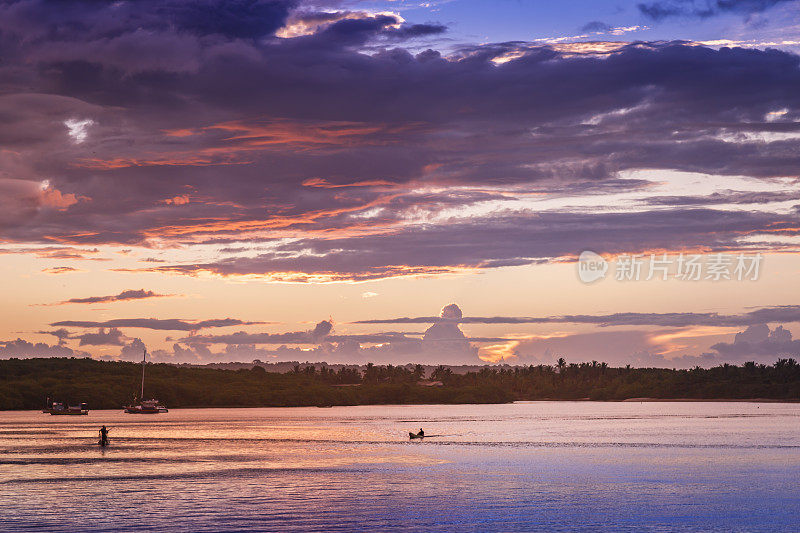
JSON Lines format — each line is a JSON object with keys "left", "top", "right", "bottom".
{"left": 77, "top": 327, "right": 126, "bottom": 346}
{"left": 50, "top": 317, "right": 265, "bottom": 331}
{"left": 51, "top": 289, "right": 172, "bottom": 305}
{"left": 0, "top": 1, "right": 799, "bottom": 271}
{"left": 145, "top": 208, "right": 800, "bottom": 281}
{"left": 356, "top": 305, "right": 800, "bottom": 328}
{"left": 710, "top": 324, "right": 800, "bottom": 359}
{"left": 639, "top": 0, "right": 795, "bottom": 20}
{"left": 0, "top": 338, "right": 85, "bottom": 358}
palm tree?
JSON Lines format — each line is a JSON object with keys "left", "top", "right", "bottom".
{"left": 556, "top": 357, "right": 566, "bottom": 373}
{"left": 431, "top": 365, "right": 453, "bottom": 382}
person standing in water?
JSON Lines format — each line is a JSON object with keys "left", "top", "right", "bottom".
{"left": 98, "top": 425, "right": 110, "bottom": 446}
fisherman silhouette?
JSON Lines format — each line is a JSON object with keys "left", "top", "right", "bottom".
{"left": 98, "top": 425, "right": 109, "bottom": 446}
{"left": 418, "top": 428, "right": 424, "bottom": 437}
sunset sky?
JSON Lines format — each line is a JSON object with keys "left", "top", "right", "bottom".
{"left": 2, "top": 0, "right": 800, "bottom": 367}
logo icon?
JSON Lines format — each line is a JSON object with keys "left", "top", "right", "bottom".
{"left": 577, "top": 250, "right": 607, "bottom": 283}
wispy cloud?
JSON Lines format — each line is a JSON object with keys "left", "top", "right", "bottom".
{"left": 50, "top": 318, "right": 267, "bottom": 332}
{"left": 41, "top": 266, "right": 82, "bottom": 274}
{"left": 45, "top": 289, "right": 174, "bottom": 306}
{"left": 355, "top": 305, "right": 800, "bottom": 328}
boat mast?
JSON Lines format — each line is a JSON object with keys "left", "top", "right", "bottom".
{"left": 141, "top": 348, "right": 146, "bottom": 400}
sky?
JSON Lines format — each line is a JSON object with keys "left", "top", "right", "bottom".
{"left": 1, "top": 0, "right": 800, "bottom": 367}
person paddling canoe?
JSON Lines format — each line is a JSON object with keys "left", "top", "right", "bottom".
{"left": 409, "top": 428, "right": 425, "bottom": 439}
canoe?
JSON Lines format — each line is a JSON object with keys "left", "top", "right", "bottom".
{"left": 409, "top": 432, "right": 424, "bottom": 439}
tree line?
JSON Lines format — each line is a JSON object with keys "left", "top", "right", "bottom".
{"left": 0, "top": 357, "right": 798, "bottom": 410}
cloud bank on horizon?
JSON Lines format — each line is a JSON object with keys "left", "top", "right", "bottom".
{"left": 1, "top": 0, "right": 800, "bottom": 366}
{"left": 3, "top": 303, "right": 798, "bottom": 368}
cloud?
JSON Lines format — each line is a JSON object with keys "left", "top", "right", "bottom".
{"left": 41, "top": 266, "right": 82, "bottom": 274}
{"left": 645, "top": 189, "right": 800, "bottom": 206}
{"left": 36, "top": 328, "right": 72, "bottom": 344}
{"left": 276, "top": 9, "right": 445, "bottom": 41}
{"left": 480, "top": 326, "right": 782, "bottom": 368}
{"left": 50, "top": 317, "right": 264, "bottom": 331}
{"left": 638, "top": 0, "right": 795, "bottom": 20}
{"left": 0, "top": 246, "right": 105, "bottom": 261}
{"left": 505, "top": 330, "right": 664, "bottom": 366}
{"left": 76, "top": 327, "right": 126, "bottom": 346}
{"left": 64, "top": 118, "right": 94, "bottom": 144}
{"left": 2, "top": 4, "right": 800, "bottom": 262}
{"left": 15, "top": 301, "right": 800, "bottom": 366}
{"left": 385, "top": 23, "right": 447, "bottom": 40}
{"left": 709, "top": 323, "right": 800, "bottom": 360}
{"left": 581, "top": 21, "right": 613, "bottom": 32}
{"left": 143, "top": 208, "right": 800, "bottom": 282}
{"left": 180, "top": 305, "right": 480, "bottom": 364}
{"left": 0, "top": 338, "right": 84, "bottom": 358}
{"left": 0, "top": 0, "right": 800, "bottom": 288}
{"left": 51, "top": 289, "right": 172, "bottom": 305}
{"left": 120, "top": 337, "right": 147, "bottom": 361}
{"left": 181, "top": 319, "right": 375, "bottom": 345}
{"left": 355, "top": 305, "right": 800, "bottom": 328}
{"left": 420, "top": 304, "right": 476, "bottom": 363}
{"left": 36, "top": 326, "right": 127, "bottom": 346}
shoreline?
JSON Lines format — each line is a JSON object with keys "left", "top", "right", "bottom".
{"left": 10, "top": 398, "right": 800, "bottom": 412}
{"left": 622, "top": 397, "right": 800, "bottom": 403}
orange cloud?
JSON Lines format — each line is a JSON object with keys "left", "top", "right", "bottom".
{"left": 141, "top": 193, "right": 403, "bottom": 241}
{"left": 163, "top": 128, "right": 196, "bottom": 137}
{"left": 75, "top": 119, "right": 427, "bottom": 170}
{"left": 302, "top": 177, "right": 397, "bottom": 188}
{"left": 41, "top": 187, "right": 82, "bottom": 210}
{"left": 127, "top": 264, "right": 475, "bottom": 284}
{"left": 161, "top": 194, "right": 191, "bottom": 205}
{"left": 42, "top": 266, "right": 83, "bottom": 274}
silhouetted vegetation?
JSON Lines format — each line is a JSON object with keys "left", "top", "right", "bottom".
{"left": 0, "top": 357, "right": 798, "bottom": 410}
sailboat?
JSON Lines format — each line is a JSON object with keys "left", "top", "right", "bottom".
{"left": 124, "top": 348, "right": 168, "bottom": 414}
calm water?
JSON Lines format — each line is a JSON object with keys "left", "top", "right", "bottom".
{"left": 1, "top": 402, "right": 798, "bottom": 532}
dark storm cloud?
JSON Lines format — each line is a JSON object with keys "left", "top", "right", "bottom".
{"left": 385, "top": 23, "right": 447, "bottom": 40}
{"left": 638, "top": 0, "right": 796, "bottom": 20}
{"left": 1, "top": 0, "right": 800, "bottom": 279}
{"left": 50, "top": 318, "right": 264, "bottom": 331}
{"left": 356, "top": 305, "right": 800, "bottom": 328}
{"left": 162, "top": 0, "right": 298, "bottom": 39}
{"left": 1, "top": 0, "right": 298, "bottom": 41}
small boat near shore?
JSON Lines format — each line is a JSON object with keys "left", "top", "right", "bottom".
{"left": 124, "top": 348, "right": 168, "bottom": 414}
{"left": 44, "top": 401, "right": 89, "bottom": 415}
